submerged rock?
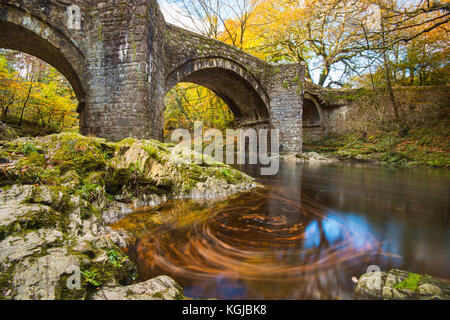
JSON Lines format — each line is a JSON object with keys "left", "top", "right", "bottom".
{"left": 356, "top": 269, "right": 450, "bottom": 300}
{"left": 283, "top": 152, "right": 338, "bottom": 164}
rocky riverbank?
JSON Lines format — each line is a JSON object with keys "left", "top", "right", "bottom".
{"left": 0, "top": 132, "right": 257, "bottom": 300}
{"left": 304, "top": 123, "right": 450, "bottom": 169}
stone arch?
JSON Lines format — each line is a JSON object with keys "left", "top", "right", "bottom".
{"left": 303, "top": 92, "right": 323, "bottom": 127}
{"left": 165, "top": 57, "right": 270, "bottom": 126}
{"left": 0, "top": 6, "right": 86, "bottom": 110}
{"left": 302, "top": 92, "right": 325, "bottom": 142}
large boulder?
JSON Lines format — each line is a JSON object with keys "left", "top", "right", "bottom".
{"left": 0, "top": 185, "right": 137, "bottom": 300}
{"left": 0, "top": 122, "right": 17, "bottom": 141}
{"left": 1, "top": 133, "right": 257, "bottom": 221}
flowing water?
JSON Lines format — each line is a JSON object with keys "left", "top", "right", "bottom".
{"left": 112, "top": 161, "right": 450, "bottom": 299}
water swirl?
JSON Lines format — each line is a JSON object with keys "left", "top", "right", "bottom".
{"left": 114, "top": 186, "right": 388, "bottom": 298}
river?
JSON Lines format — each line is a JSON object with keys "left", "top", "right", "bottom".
{"left": 112, "top": 161, "right": 450, "bottom": 299}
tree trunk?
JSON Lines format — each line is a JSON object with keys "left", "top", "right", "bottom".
{"left": 318, "top": 65, "right": 330, "bottom": 86}
{"left": 2, "top": 98, "right": 14, "bottom": 118}
{"left": 19, "top": 73, "right": 34, "bottom": 127}
{"left": 381, "top": 11, "right": 402, "bottom": 125}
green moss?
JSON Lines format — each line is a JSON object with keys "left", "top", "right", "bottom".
{"left": 22, "top": 143, "right": 40, "bottom": 155}
{"left": 83, "top": 171, "right": 105, "bottom": 186}
{"left": 216, "top": 167, "right": 244, "bottom": 185}
{"left": 181, "top": 178, "right": 200, "bottom": 193}
{"left": 82, "top": 269, "right": 101, "bottom": 287}
{"left": 55, "top": 273, "right": 86, "bottom": 300}
{"left": 152, "top": 291, "right": 164, "bottom": 299}
{"left": 118, "top": 137, "right": 137, "bottom": 146}
{"left": 107, "top": 249, "right": 128, "bottom": 268}
{"left": 325, "top": 88, "right": 371, "bottom": 103}
{"left": 82, "top": 255, "right": 136, "bottom": 289}
{"left": 78, "top": 183, "right": 103, "bottom": 202}
{"left": 46, "top": 133, "right": 108, "bottom": 175}
{"left": 0, "top": 267, "right": 13, "bottom": 296}
{"left": 0, "top": 207, "right": 59, "bottom": 242}
{"left": 105, "top": 167, "right": 132, "bottom": 194}
{"left": 55, "top": 246, "right": 137, "bottom": 299}
{"left": 31, "top": 185, "right": 72, "bottom": 213}
{"left": 394, "top": 273, "right": 423, "bottom": 292}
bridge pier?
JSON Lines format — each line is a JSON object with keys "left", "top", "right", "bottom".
{"left": 267, "top": 64, "right": 304, "bottom": 154}
{"left": 77, "top": 0, "right": 167, "bottom": 142}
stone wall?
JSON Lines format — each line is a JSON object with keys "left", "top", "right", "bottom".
{"left": 302, "top": 82, "right": 450, "bottom": 142}
{"left": 79, "top": 0, "right": 167, "bottom": 141}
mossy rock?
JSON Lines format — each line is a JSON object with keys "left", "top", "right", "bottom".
{"left": 356, "top": 269, "right": 450, "bottom": 300}
{"left": 0, "top": 122, "right": 17, "bottom": 141}
{"left": 0, "top": 132, "right": 258, "bottom": 300}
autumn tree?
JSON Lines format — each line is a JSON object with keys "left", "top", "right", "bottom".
{"left": 0, "top": 53, "right": 21, "bottom": 118}
{"left": 163, "top": 1, "right": 256, "bottom": 133}
{"left": 164, "top": 0, "right": 261, "bottom": 46}
{"left": 216, "top": 0, "right": 384, "bottom": 86}
{"left": 0, "top": 49, "right": 78, "bottom": 132}
{"left": 164, "top": 83, "right": 234, "bottom": 140}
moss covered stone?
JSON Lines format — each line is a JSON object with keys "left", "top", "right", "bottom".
{"left": 356, "top": 269, "right": 450, "bottom": 300}
{"left": 0, "top": 133, "right": 256, "bottom": 300}
{"left": 0, "top": 133, "right": 255, "bottom": 202}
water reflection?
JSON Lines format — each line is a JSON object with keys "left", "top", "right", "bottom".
{"left": 113, "top": 161, "right": 450, "bottom": 299}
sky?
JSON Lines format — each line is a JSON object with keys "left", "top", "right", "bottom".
{"left": 159, "top": 1, "right": 204, "bottom": 32}
{"left": 157, "top": 0, "right": 410, "bottom": 86}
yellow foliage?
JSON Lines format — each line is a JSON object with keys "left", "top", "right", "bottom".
{"left": 0, "top": 50, "right": 78, "bottom": 131}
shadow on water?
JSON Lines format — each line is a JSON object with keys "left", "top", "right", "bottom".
{"left": 112, "top": 161, "right": 450, "bottom": 300}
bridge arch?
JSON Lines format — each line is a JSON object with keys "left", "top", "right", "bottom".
{"left": 303, "top": 92, "right": 323, "bottom": 127}
{"left": 302, "top": 92, "right": 325, "bottom": 142}
{"left": 165, "top": 57, "right": 270, "bottom": 126}
{"left": 0, "top": 6, "right": 86, "bottom": 110}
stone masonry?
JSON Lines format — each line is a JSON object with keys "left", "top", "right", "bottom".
{"left": 301, "top": 82, "right": 450, "bottom": 143}
{"left": 0, "top": 0, "right": 305, "bottom": 153}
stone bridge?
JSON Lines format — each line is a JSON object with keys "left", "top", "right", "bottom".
{"left": 0, "top": 0, "right": 305, "bottom": 153}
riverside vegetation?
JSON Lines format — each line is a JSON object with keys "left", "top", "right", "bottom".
{"left": 0, "top": 128, "right": 255, "bottom": 300}
{"left": 304, "top": 121, "right": 450, "bottom": 168}
{"left": 303, "top": 88, "right": 450, "bottom": 168}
